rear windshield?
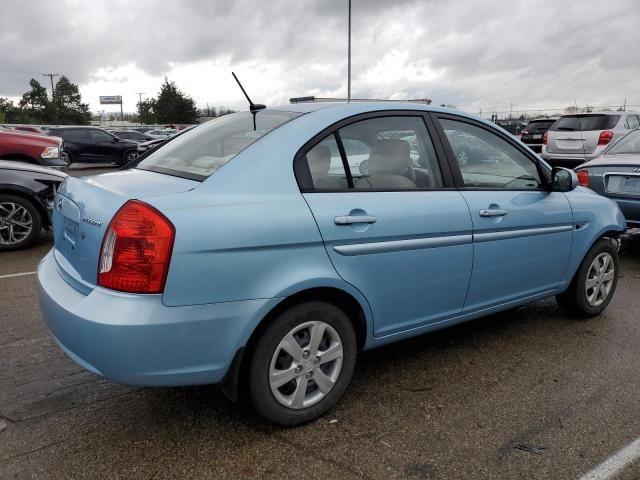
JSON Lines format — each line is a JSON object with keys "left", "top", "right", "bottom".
{"left": 525, "top": 120, "right": 555, "bottom": 133}
{"left": 607, "top": 130, "right": 640, "bottom": 155}
{"left": 137, "top": 110, "right": 301, "bottom": 180}
{"left": 551, "top": 114, "right": 620, "bottom": 132}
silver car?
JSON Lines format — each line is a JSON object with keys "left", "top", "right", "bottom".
{"left": 542, "top": 111, "right": 640, "bottom": 168}
{"left": 575, "top": 128, "right": 640, "bottom": 228}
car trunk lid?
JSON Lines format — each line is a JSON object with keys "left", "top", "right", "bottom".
{"left": 53, "top": 169, "right": 198, "bottom": 291}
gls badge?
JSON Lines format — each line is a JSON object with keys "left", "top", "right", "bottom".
{"left": 82, "top": 217, "right": 103, "bottom": 227}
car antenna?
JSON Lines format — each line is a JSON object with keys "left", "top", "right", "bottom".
{"left": 232, "top": 72, "right": 265, "bottom": 130}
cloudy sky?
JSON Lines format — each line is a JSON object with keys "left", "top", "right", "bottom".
{"left": 1, "top": 0, "right": 639, "bottom": 116}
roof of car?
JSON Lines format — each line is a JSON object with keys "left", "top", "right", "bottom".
{"left": 578, "top": 153, "right": 640, "bottom": 169}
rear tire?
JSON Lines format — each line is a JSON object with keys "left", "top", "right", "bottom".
{"left": 556, "top": 238, "right": 619, "bottom": 318}
{"left": 0, "top": 194, "right": 42, "bottom": 251}
{"left": 247, "top": 301, "right": 357, "bottom": 426}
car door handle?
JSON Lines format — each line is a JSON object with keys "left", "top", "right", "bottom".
{"left": 334, "top": 215, "right": 378, "bottom": 225}
{"left": 479, "top": 209, "right": 509, "bottom": 217}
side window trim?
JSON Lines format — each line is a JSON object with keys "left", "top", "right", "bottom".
{"left": 294, "top": 110, "right": 456, "bottom": 193}
{"left": 429, "top": 112, "right": 551, "bottom": 190}
{"left": 333, "top": 131, "right": 354, "bottom": 188}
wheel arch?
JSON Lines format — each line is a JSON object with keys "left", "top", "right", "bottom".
{"left": 221, "top": 285, "right": 372, "bottom": 402}
{"left": 0, "top": 187, "right": 48, "bottom": 228}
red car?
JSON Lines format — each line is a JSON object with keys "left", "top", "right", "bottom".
{"left": 0, "top": 130, "right": 67, "bottom": 168}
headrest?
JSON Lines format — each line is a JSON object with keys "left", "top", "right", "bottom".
{"left": 368, "top": 139, "right": 411, "bottom": 175}
{"left": 307, "top": 145, "right": 331, "bottom": 175}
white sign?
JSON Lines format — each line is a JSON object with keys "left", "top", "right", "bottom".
{"left": 99, "top": 96, "right": 122, "bottom": 105}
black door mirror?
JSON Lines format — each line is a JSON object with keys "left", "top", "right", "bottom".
{"left": 551, "top": 167, "right": 578, "bottom": 192}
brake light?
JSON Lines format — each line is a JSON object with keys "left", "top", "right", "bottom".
{"left": 598, "top": 130, "right": 614, "bottom": 145}
{"left": 543, "top": 132, "right": 548, "bottom": 145}
{"left": 522, "top": 130, "right": 529, "bottom": 136}
{"left": 577, "top": 170, "right": 590, "bottom": 187}
{"left": 98, "top": 200, "right": 175, "bottom": 294}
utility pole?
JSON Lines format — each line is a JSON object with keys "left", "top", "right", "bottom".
{"left": 43, "top": 73, "right": 59, "bottom": 100}
{"left": 135, "top": 92, "right": 144, "bottom": 105}
{"left": 347, "top": 0, "right": 351, "bottom": 102}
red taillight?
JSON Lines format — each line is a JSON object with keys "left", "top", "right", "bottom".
{"left": 98, "top": 200, "right": 175, "bottom": 294}
{"left": 598, "top": 130, "right": 614, "bottom": 145}
{"left": 543, "top": 132, "right": 548, "bottom": 145}
{"left": 577, "top": 170, "right": 590, "bottom": 187}
{"left": 522, "top": 130, "right": 529, "bottom": 136}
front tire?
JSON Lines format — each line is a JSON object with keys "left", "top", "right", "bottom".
{"left": 248, "top": 301, "right": 357, "bottom": 426}
{"left": 0, "top": 194, "right": 42, "bottom": 251}
{"left": 556, "top": 238, "right": 619, "bottom": 318}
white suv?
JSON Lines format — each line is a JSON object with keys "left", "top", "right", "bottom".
{"left": 542, "top": 111, "right": 640, "bottom": 168}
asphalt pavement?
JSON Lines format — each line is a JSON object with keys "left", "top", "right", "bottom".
{"left": 1, "top": 166, "right": 640, "bottom": 479}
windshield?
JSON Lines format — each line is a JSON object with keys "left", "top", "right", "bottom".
{"left": 607, "top": 130, "right": 640, "bottom": 155}
{"left": 137, "top": 110, "right": 300, "bottom": 180}
{"left": 551, "top": 114, "right": 620, "bottom": 132}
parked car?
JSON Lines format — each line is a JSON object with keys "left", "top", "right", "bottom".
{"left": 44, "top": 127, "right": 138, "bottom": 165}
{"left": 520, "top": 118, "right": 557, "bottom": 153}
{"left": 145, "top": 128, "right": 177, "bottom": 139}
{"left": 575, "top": 128, "right": 640, "bottom": 228}
{"left": 108, "top": 129, "right": 153, "bottom": 143}
{"left": 0, "top": 160, "right": 67, "bottom": 250}
{"left": 38, "top": 103, "right": 625, "bottom": 426}
{"left": 132, "top": 125, "right": 199, "bottom": 160}
{"left": 0, "top": 130, "right": 67, "bottom": 168}
{"left": 13, "top": 125, "right": 47, "bottom": 135}
{"left": 542, "top": 111, "right": 640, "bottom": 168}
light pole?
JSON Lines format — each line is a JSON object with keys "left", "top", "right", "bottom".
{"left": 347, "top": 0, "right": 351, "bottom": 102}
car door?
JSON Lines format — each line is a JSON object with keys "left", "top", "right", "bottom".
{"left": 61, "top": 128, "right": 93, "bottom": 162}
{"left": 88, "top": 129, "right": 122, "bottom": 162}
{"left": 297, "top": 113, "right": 473, "bottom": 337}
{"left": 432, "top": 114, "right": 573, "bottom": 312}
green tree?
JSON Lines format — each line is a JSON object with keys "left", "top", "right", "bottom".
{"left": 137, "top": 98, "right": 158, "bottom": 124}
{"left": 154, "top": 79, "right": 198, "bottom": 123}
{"left": 18, "top": 79, "right": 49, "bottom": 122}
{"left": 53, "top": 76, "right": 91, "bottom": 125}
{"left": 0, "top": 97, "right": 18, "bottom": 123}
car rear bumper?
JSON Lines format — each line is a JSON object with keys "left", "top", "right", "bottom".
{"left": 37, "top": 250, "right": 279, "bottom": 386}
{"left": 542, "top": 147, "right": 605, "bottom": 168}
{"left": 612, "top": 197, "right": 640, "bottom": 228}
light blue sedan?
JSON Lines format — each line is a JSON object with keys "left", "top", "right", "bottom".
{"left": 37, "top": 102, "right": 626, "bottom": 425}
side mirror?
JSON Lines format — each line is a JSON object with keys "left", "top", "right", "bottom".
{"left": 551, "top": 167, "right": 578, "bottom": 192}
{"left": 113, "top": 137, "right": 121, "bottom": 143}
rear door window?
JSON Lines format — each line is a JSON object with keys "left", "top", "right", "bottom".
{"left": 338, "top": 116, "right": 443, "bottom": 190}
{"left": 304, "top": 135, "right": 349, "bottom": 190}
{"left": 90, "top": 129, "right": 114, "bottom": 142}
{"left": 624, "top": 115, "right": 640, "bottom": 130}
{"left": 63, "top": 129, "right": 89, "bottom": 141}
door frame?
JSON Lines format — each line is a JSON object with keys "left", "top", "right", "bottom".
{"left": 427, "top": 112, "right": 553, "bottom": 191}
{"left": 293, "top": 110, "right": 459, "bottom": 193}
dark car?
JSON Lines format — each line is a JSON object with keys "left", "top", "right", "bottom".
{"left": 575, "top": 128, "right": 640, "bottom": 228}
{"left": 0, "top": 160, "right": 67, "bottom": 250}
{"left": 108, "top": 129, "right": 154, "bottom": 143}
{"left": 45, "top": 127, "right": 138, "bottom": 165}
{"left": 520, "top": 118, "right": 557, "bottom": 153}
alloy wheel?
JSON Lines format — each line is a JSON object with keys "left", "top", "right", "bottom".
{"left": 269, "top": 320, "right": 344, "bottom": 409}
{"left": 0, "top": 202, "right": 33, "bottom": 246}
{"left": 585, "top": 252, "right": 615, "bottom": 307}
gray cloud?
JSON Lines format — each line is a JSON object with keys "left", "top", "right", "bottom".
{"left": 1, "top": 0, "right": 639, "bottom": 113}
